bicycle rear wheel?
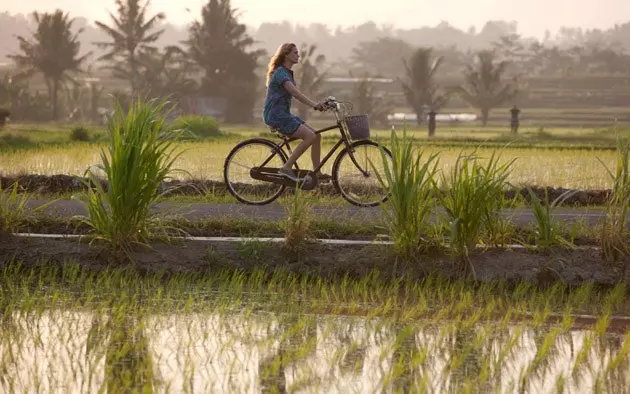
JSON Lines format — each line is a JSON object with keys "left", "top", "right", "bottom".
{"left": 223, "top": 138, "right": 288, "bottom": 205}
{"left": 332, "top": 140, "right": 393, "bottom": 207}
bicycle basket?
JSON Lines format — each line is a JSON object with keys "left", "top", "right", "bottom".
{"left": 345, "top": 114, "right": 370, "bottom": 140}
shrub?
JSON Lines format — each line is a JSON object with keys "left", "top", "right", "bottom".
{"left": 169, "top": 115, "right": 221, "bottom": 138}
{"left": 438, "top": 149, "right": 516, "bottom": 278}
{"left": 75, "top": 97, "right": 188, "bottom": 257}
{"left": 371, "top": 125, "right": 441, "bottom": 263}
{"left": 70, "top": 126, "right": 90, "bottom": 142}
{"left": 598, "top": 134, "right": 630, "bottom": 261}
{"left": 0, "top": 133, "right": 33, "bottom": 149}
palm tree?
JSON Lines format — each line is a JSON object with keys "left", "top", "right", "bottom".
{"left": 351, "top": 72, "right": 394, "bottom": 127}
{"left": 135, "top": 46, "right": 199, "bottom": 99}
{"left": 184, "top": 0, "right": 264, "bottom": 123}
{"left": 399, "top": 47, "right": 449, "bottom": 126}
{"left": 295, "top": 43, "right": 328, "bottom": 120}
{"left": 455, "top": 50, "right": 518, "bottom": 126}
{"left": 93, "top": 0, "right": 165, "bottom": 95}
{"left": 9, "top": 10, "right": 90, "bottom": 120}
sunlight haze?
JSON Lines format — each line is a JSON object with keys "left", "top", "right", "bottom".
{"left": 5, "top": 0, "right": 629, "bottom": 38}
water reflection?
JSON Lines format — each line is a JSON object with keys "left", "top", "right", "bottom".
{"left": 0, "top": 310, "right": 628, "bottom": 393}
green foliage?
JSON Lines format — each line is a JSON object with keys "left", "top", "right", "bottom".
{"left": 371, "top": 125, "right": 441, "bottom": 262}
{"left": 70, "top": 125, "right": 90, "bottom": 141}
{"left": 283, "top": 185, "right": 314, "bottom": 252}
{"left": 455, "top": 50, "right": 518, "bottom": 126}
{"left": 74, "top": 97, "right": 188, "bottom": 257}
{"left": 527, "top": 187, "right": 578, "bottom": 248}
{"left": 8, "top": 10, "right": 90, "bottom": 120}
{"left": 598, "top": 134, "right": 630, "bottom": 261}
{"left": 0, "top": 182, "right": 53, "bottom": 236}
{"left": 0, "top": 133, "right": 33, "bottom": 149}
{"left": 169, "top": 115, "right": 221, "bottom": 138}
{"left": 0, "top": 182, "right": 29, "bottom": 236}
{"left": 438, "top": 149, "right": 516, "bottom": 277}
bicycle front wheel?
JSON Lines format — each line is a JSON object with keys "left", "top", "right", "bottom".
{"left": 332, "top": 140, "right": 393, "bottom": 207}
{"left": 223, "top": 138, "right": 288, "bottom": 205}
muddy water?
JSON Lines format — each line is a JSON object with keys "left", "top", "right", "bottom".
{"left": 0, "top": 309, "right": 628, "bottom": 393}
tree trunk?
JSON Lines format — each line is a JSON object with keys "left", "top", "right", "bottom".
{"left": 415, "top": 106, "right": 424, "bottom": 125}
{"left": 481, "top": 108, "right": 490, "bottom": 126}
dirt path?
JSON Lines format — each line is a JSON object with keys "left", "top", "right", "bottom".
{"left": 24, "top": 199, "right": 626, "bottom": 227}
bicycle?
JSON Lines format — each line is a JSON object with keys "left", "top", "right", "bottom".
{"left": 223, "top": 97, "right": 393, "bottom": 207}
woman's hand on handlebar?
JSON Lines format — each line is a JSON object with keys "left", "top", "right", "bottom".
{"left": 314, "top": 99, "right": 336, "bottom": 111}
{"left": 314, "top": 102, "right": 327, "bottom": 111}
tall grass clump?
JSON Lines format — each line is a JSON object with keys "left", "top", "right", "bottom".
{"left": 526, "top": 187, "right": 577, "bottom": 248}
{"left": 438, "top": 149, "right": 516, "bottom": 277}
{"left": 70, "top": 125, "right": 90, "bottom": 141}
{"left": 598, "top": 134, "right": 630, "bottom": 261}
{"left": 75, "top": 97, "right": 187, "bottom": 256}
{"left": 0, "top": 182, "right": 29, "bottom": 237}
{"left": 371, "top": 126, "right": 440, "bottom": 262}
{"left": 169, "top": 115, "right": 221, "bottom": 138}
{"left": 283, "top": 183, "right": 314, "bottom": 252}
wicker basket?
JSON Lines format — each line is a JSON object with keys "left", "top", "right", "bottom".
{"left": 345, "top": 114, "right": 370, "bottom": 140}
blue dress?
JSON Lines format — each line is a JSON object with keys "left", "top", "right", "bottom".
{"left": 263, "top": 66, "right": 305, "bottom": 135}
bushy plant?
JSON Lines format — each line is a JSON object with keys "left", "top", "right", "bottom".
{"left": 598, "top": 134, "right": 630, "bottom": 261}
{"left": 170, "top": 115, "right": 221, "bottom": 138}
{"left": 438, "top": 149, "right": 515, "bottom": 278}
{"left": 70, "top": 126, "right": 90, "bottom": 142}
{"left": 526, "top": 187, "right": 577, "bottom": 249}
{"left": 283, "top": 184, "right": 314, "bottom": 253}
{"left": 371, "top": 125, "right": 441, "bottom": 262}
{"left": 74, "top": 97, "right": 188, "bottom": 257}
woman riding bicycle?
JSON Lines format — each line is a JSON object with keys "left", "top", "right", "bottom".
{"left": 263, "top": 42, "right": 330, "bottom": 183}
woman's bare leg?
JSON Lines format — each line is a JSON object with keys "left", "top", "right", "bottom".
{"left": 281, "top": 124, "right": 317, "bottom": 171}
{"left": 310, "top": 132, "right": 321, "bottom": 170}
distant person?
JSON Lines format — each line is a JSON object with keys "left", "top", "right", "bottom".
{"left": 0, "top": 109, "right": 10, "bottom": 129}
{"left": 263, "top": 42, "right": 330, "bottom": 183}
{"left": 510, "top": 105, "right": 520, "bottom": 133}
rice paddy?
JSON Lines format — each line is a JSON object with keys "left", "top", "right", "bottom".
{"left": 0, "top": 137, "right": 621, "bottom": 190}
{"left": 1, "top": 262, "right": 629, "bottom": 393}
{"left": 2, "top": 109, "right": 630, "bottom": 393}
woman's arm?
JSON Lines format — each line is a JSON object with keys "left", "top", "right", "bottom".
{"left": 282, "top": 81, "right": 319, "bottom": 108}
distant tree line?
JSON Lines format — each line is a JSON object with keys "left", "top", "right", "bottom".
{"left": 1, "top": 1, "right": 629, "bottom": 125}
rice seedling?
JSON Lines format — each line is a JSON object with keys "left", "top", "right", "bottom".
{"left": 1, "top": 260, "right": 630, "bottom": 393}
{"left": 371, "top": 125, "right": 442, "bottom": 262}
{"left": 72, "top": 97, "right": 189, "bottom": 257}
{"left": 598, "top": 134, "right": 630, "bottom": 261}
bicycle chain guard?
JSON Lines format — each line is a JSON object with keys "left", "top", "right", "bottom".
{"left": 250, "top": 167, "right": 318, "bottom": 190}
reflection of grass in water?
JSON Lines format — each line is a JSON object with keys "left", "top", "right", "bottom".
{"left": 1, "top": 261, "right": 630, "bottom": 392}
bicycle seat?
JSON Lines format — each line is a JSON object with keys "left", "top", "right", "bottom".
{"left": 268, "top": 127, "right": 291, "bottom": 141}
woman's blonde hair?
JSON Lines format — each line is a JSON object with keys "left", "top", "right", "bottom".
{"left": 266, "top": 43, "right": 296, "bottom": 86}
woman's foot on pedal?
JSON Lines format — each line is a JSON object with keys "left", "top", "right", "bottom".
{"left": 278, "top": 167, "right": 302, "bottom": 182}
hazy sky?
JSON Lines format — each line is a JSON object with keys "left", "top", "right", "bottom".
{"left": 5, "top": 0, "right": 630, "bottom": 38}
